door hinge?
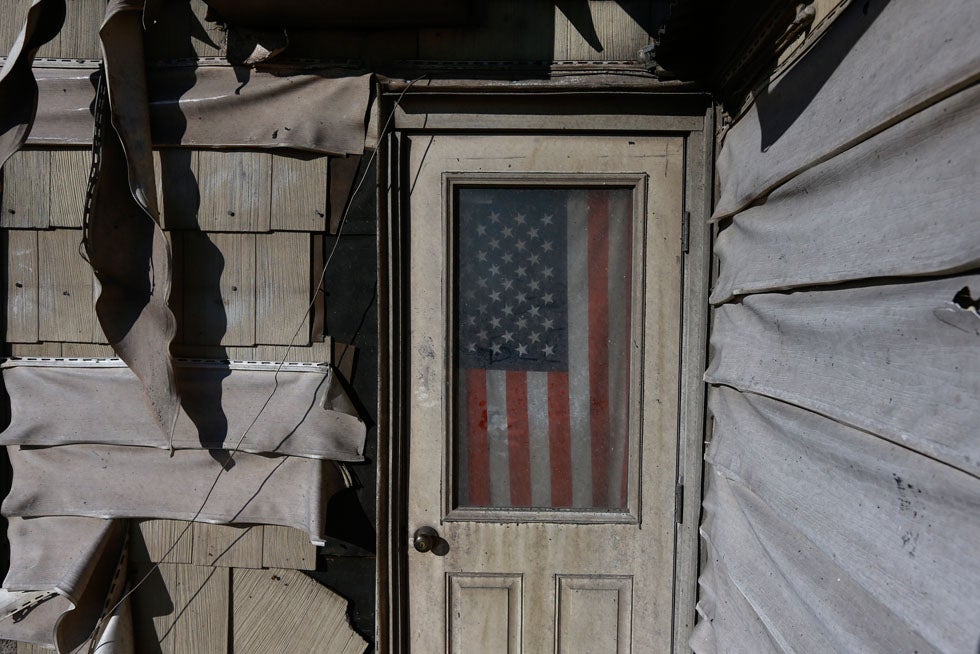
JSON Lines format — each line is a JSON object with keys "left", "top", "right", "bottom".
{"left": 681, "top": 210, "right": 691, "bottom": 254}
{"left": 674, "top": 483, "right": 684, "bottom": 524}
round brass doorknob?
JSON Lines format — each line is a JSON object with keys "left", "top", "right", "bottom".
{"left": 413, "top": 526, "right": 439, "bottom": 553}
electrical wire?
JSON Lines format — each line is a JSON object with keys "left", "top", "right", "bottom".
{"left": 83, "top": 73, "right": 428, "bottom": 648}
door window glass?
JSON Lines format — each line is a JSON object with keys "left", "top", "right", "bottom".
{"left": 453, "top": 186, "right": 635, "bottom": 513}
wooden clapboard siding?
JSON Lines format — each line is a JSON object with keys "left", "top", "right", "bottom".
{"left": 190, "top": 524, "right": 264, "bottom": 568}
{"left": 24, "top": 0, "right": 103, "bottom": 59}
{"left": 271, "top": 153, "right": 328, "bottom": 231}
{"left": 131, "top": 520, "right": 195, "bottom": 566}
{"left": 57, "top": 0, "right": 103, "bottom": 59}
{"left": 61, "top": 343, "right": 115, "bottom": 357}
{"left": 8, "top": 342, "right": 61, "bottom": 357}
{"left": 261, "top": 526, "right": 317, "bottom": 570}
{"left": 255, "top": 232, "right": 310, "bottom": 344}
{"left": 553, "top": 0, "right": 653, "bottom": 61}
{"left": 181, "top": 231, "right": 256, "bottom": 346}
{"left": 178, "top": 340, "right": 331, "bottom": 363}
{"left": 0, "top": 1, "right": 32, "bottom": 58}
{"left": 133, "top": 521, "right": 317, "bottom": 571}
{"left": 232, "top": 568, "right": 368, "bottom": 654}
{"left": 196, "top": 151, "right": 271, "bottom": 232}
{"left": 154, "top": 149, "right": 201, "bottom": 231}
{"left": 1, "top": 150, "right": 49, "bottom": 229}
{"left": 49, "top": 149, "right": 90, "bottom": 229}
{"left": 4, "top": 230, "right": 38, "bottom": 343}
{"left": 37, "top": 229, "right": 96, "bottom": 342}
{"left": 130, "top": 563, "right": 229, "bottom": 654}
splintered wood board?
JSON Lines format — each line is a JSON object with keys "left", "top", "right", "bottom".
{"left": 232, "top": 568, "right": 367, "bottom": 654}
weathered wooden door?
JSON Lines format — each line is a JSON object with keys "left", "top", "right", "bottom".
{"left": 406, "top": 133, "right": 684, "bottom": 653}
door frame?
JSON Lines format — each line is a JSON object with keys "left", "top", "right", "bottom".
{"left": 376, "top": 86, "right": 714, "bottom": 654}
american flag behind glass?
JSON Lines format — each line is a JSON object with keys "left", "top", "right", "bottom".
{"left": 455, "top": 187, "right": 634, "bottom": 510}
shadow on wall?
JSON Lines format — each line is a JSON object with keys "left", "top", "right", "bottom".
{"left": 754, "top": 0, "right": 891, "bottom": 151}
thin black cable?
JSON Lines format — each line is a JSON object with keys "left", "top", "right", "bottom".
{"left": 84, "top": 74, "right": 428, "bottom": 646}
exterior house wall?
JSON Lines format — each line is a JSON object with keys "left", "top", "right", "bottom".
{"left": 693, "top": 1, "right": 980, "bottom": 651}
{"left": 1, "top": 1, "right": 672, "bottom": 652}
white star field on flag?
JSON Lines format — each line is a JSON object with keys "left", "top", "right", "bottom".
{"left": 458, "top": 190, "right": 568, "bottom": 372}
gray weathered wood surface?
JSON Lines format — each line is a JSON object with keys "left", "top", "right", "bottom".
{"left": 1, "top": 150, "right": 48, "bottom": 229}
{"left": 37, "top": 229, "right": 95, "bottom": 343}
{"left": 131, "top": 563, "right": 229, "bottom": 654}
{"left": 271, "top": 153, "right": 329, "bottom": 232}
{"left": 4, "top": 230, "right": 38, "bottom": 343}
{"left": 255, "top": 231, "right": 310, "bottom": 344}
{"left": 232, "top": 568, "right": 367, "bottom": 654}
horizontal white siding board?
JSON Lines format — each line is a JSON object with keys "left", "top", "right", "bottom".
{"left": 706, "top": 275, "right": 980, "bottom": 476}
{"left": 713, "top": 0, "right": 980, "bottom": 220}
{"left": 690, "top": 534, "right": 782, "bottom": 654}
{"left": 698, "top": 471, "right": 936, "bottom": 654}
{"left": 0, "top": 359, "right": 366, "bottom": 460}
{"left": 2, "top": 445, "right": 345, "bottom": 544}
{"left": 3, "top": 516, "right": 118, "bottom": 595}
{"left": 704, "top": 388, "right": 980, "bottom": 653}
{"left": 712, "top": 84, "right": 980, "bottom": 303}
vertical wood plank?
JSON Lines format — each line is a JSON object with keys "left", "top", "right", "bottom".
{"left": 9, "top": 342, "right": 62, "bottom": 357}
{"left": 154, "top": 149, "right": 201, "bottom": 231}
{"left": 554, "top": 0, "right": 652, "bottom": 61}
{"left": 197, "top": 151, "right": 271, "bottom": 232}
{"left": 328, "top": 155, "right": 361, "bottom": 234}
{"left": 59, "top": 0, "right": 103, "bottom": 59}
{"left": 61, "top": 343, "right": 116, "bottom": 357}
{"left": 37, "top": 229, "right": 96, "bottom": 342}
{"left": 16, "top": 642, "right": 47, "bottom": 654}
{"left": 190, "top": 524, "right": 265, "bottom": 568}
{"left": 232, "top": 568, "right": 368, "bottom": 654}
{"left": 255, "top": 232, "right": 309, "bottom": 345}
{"left": 190, "top": 0, "right": 225, "bottom": 57}
{"left": 182, "top": 232, "right": 256, "bottom": 346}
{"left": 1, "top": 150, "right": 50, "bottom": 229}
{"left": 49, "top": 149, "right": 90, "bottom": 228}
{"left": 4, "top": 230, "right": 38, "bottom": 343}
{"left": 130, "top": 520, "right": 194, "bottom": 565}
{"left": 131, "top": 563, "right": 229, "bottom": 654}
{"left": 261, "top": 526, "right": 317, "bottom": 570}
{"left": 0, "top": 1, "right": 33, "bottom": 57}
{"left": 167, "top": 231, "right": 184, "bottom": 343}
{"left": 271, "top": 153, "right": 328, "bottom": 231}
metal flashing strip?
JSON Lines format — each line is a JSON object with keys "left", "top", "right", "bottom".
{"left": 1, "top": 356, "right": 330, "bottom": 373}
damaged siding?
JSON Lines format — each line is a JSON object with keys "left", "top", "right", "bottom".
{"left": 0, "top": 1, "right": 375, "bottom": 651}
{"left": 693, "top": 0, "right": 980, "bottom": 651}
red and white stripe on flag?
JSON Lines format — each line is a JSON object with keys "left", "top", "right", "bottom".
{"left": 457, "top": 188, "right": 633, "bottom": 510}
